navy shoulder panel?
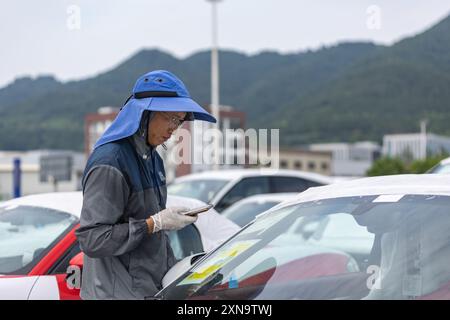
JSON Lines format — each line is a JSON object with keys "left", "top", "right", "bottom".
{"left": 85, "top": 140, "right": 126, "bottom": 170}
{"left": 83, "top": 139, "right": 134, "bottom": 185}
{"left": 84, "top": 138, "right": 162, "bottom": 194}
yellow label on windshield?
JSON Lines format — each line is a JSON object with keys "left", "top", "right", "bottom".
{"left": 178, "top": 240, "right": 259, "bottom": 286}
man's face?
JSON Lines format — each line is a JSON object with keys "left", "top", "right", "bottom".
{"left": 147, "top": 111, "right": 186, "bottom": 146}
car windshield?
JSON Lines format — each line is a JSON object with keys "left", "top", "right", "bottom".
{"left": 167, "top": 179, "right": 229, "bottom": 203}
{"left": 158, "top": 194, "right": 450, "bottom": 300}
{"left": 0, "top": 205, "right": 78, "bottom": 275}
{"left": 222, "top": 201, "right": 280, "bottom": 227}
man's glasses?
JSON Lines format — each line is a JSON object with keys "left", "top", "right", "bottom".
{"left": 159, "top": 112, "right": 185, "bottom": 129}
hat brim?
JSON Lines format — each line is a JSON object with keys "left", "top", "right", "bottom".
{"left": 148, "top": 97, "right": 216, "bottom": 123}
{"left": 93, "top": 96, "right": 216, "bottom": 150}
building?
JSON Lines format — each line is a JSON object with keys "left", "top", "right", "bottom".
{"left": 309, "top": 142, "right": 381, "bottom": 177}
{"left": 84, "top": 106, "right": 120, "bottom": 156}
{"left": 277, "top": 148, "right": 332, "bottom": 176}
{"left": 188, "top": 105, "right": 246, "bottom": 175}
{"left": 84, "top": 105, "right": 246, "bottom": 183}
{"left": 383, "top": 133, "right": 450, "bottom": 160}
{"left": 0, "top": 150, "right": 85, "bottom": 201}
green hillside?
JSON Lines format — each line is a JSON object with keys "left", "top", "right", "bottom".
{"left": 0, "top": 14, "right": 448, "bottom": 151}
{"left": 275, "top": 14, "right": 450, "bottom": 145}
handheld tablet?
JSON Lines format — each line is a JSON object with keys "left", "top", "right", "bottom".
{"left": 183, "top": 204, "right": 214, "bottom": 216}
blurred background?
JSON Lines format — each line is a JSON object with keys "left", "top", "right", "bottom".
{"left": 1, "top": 0, "right": 450, "bottom": 200}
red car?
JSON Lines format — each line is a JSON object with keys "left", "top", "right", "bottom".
{"left": 0, "top": 192, "right": 239, "bottom": 299}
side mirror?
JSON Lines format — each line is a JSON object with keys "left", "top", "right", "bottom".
{"left": 162, "top": 252, "right": 206, "bottom": 288}
{"left": 69, "top": 252, "right": 84, "bottom": 269}
{"left": 190, "top": 252, "right": 206, "bottom": 265}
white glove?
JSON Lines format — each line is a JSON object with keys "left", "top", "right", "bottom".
{"left": 151, "top": 206, "right": 198, "bottom": 233}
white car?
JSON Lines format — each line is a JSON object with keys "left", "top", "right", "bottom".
{"left": 222, "top": 193, "right": 298, "bottom": 227}
{"left": 0, "top": 192, "right": 239, "bottom": 300}
{"left": 156, "top": 174, "right": 450, "bottom": 300}
{"left": 168, "top": 169, "right": 334, "bottom": 212}
{"left": 428, "top": 157, "right": 450, "bottom": 174}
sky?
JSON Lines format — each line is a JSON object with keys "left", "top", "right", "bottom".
{"left": 1, "top": 0, "right": 450, "bottom": 88}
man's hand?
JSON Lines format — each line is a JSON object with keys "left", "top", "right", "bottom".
{"left": 146, "top": 206, "right": 197, "bottom": 234}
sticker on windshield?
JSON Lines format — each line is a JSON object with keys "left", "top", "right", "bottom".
{"left": 372, "top": 195, "right": 404, "bottom": 203}
{"left": 177, "top": 240, "right": 259, "bottom": 286}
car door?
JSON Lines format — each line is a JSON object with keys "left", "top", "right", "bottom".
{"left": 46, "top": 240, "right": 82, "bottom": 300}
{"left": 62, "top": 225, "right": 205, "bottom": 298}
{"left": 215, "top": 177, "right": 271, "bottom": 212}
{"left": 32, "top": 224, "right": 82, "bottom": 300}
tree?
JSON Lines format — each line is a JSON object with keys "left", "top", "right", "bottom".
{"left": 367, "top": 157, "right": 407, "bottom": 176}
{"left": 367, "top": 154, "right": 449, "bottom": 176}
{"left": 409, "top": 154, "right": 449, "bottom": 173}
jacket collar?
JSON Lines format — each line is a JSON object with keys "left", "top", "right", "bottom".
{"left": 129, "top": 131, "right": 154, "bottom": 160}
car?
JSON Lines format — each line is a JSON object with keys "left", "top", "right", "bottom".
{"left": 0, "top": 192, "right": 239, "bottom": 300}
{"left": 221, "top": 193, "right": 298, "bottom": 227}
{"left": 428, "top": 157, "right": 450, "bottom": 174}
{"left": 167, "top": 169, "right": 334, "bottom": 212}
{"left": 155, "top": 174, "right": 450, "bottom": 300}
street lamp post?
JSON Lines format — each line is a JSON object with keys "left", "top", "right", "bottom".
{"left": 207, "top": 0, "right": 221, "bottom": 170}
{"left": 420, "top": 119, "right": 427, "bottom": 159}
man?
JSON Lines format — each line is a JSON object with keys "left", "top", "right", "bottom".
{"left": 75, "top": 70, "right": 216, "bottom": 300}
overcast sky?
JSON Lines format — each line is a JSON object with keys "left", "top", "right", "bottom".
{"left": 1, "top": 0, "right": 449, "bottom": 88}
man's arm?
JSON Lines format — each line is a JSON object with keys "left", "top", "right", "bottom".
{"left": 75, "top": 165, "right": 150, "bottom": 258}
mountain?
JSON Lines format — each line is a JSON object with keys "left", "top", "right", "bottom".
{"left": 0, "top": 13, "right": 449, "bottom": 151}
{"left": 0, "top": 75, "right": 62, "bottom": 111}
{"left": 274, "top": 14, "right": 450, "bottom": 145}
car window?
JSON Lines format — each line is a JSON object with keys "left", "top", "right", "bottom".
{"left": 167, "top": 179, "right": 229, "bottom": 203}
{"left": 48, "top": 242, "right": 81, "bottom": 275}
{"left": 0, "top": 205, "right": 78, "bottom": 275}
{"left": 159, "top": 195, "right": 450, "bottom": 300}
{"left": 167, "top": 224, "right": 204, "bottom": 261}
{"left": 270, "top": 176, "right": 321, "bottom": 193}
{"left": 215, "top": 177, "right": 271, "bottom": 212}
{"left": 222, "top": 201, "right": 280, "bottom": 227}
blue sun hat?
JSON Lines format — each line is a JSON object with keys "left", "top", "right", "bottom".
{"left": 94, "top": 70, "right": 216, "bottom": 149}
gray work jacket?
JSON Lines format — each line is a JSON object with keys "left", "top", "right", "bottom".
{"left": 75, "top": 134, "right": 176, "bottom": 300}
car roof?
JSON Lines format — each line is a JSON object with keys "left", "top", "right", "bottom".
{"left": 231, "top": 193, "right": 298, "bottom": 204}
{"left": 439, "top": 157, "right": 450, "bottom": 165}
{"left": 0, "top": 192, "right": 83, "bottom": 217}
{"left": 282, "top": 174, "right": 450, "bottom": 207}
{"left": 166, "top": 194, "right": 206, "bottom": 208}
{"left": 173, "top": 169, "right": 333, "bottom": 184}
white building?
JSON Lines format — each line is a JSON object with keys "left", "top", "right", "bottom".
{"left": 383, "top": 133, "right": 450, "bottom": 160}
{"left": 309, "top": 142, "right": 381, "bottom": 177}
{"left": 277, "top": 148, "right": 332, "bottom": 176}
{"left": 0, "top": 150, "right": 85, "bottom": 201}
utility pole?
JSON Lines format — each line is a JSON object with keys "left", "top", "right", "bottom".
{"left": 207, "top": 0, "right": 222, "bottom": 170}
{"left": 420, "top": 119, "right": 427, "bottom": 159}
